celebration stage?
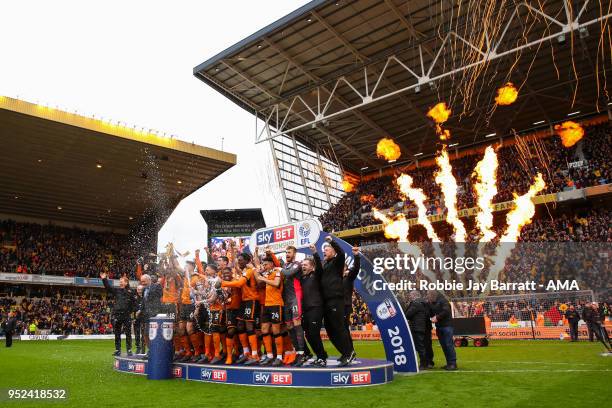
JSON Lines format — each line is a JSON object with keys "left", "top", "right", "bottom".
{"left": 114, "top": 355, "right": 394, "bottom": 388}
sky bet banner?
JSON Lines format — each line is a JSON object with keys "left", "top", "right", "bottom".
{"left": 248, "top": 219, "right": 418, "bottom": 373}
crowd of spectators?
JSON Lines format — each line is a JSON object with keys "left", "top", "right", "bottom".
{"left": 453, "top": 296, "right": 610, "bottom": 325}
{"left": 0, "top": 294, "right": 112, "bottom": 335}
{"left": 321, "top": 121, "right": 611, "bottom": 232}
{"left": 0, "top": 220, "right": 140, "bottom": 279}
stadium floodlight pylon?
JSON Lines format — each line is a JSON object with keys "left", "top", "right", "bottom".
{"left": 256, "top": 0, "right": 611, "bottom": 144}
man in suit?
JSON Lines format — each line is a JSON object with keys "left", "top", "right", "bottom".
{"left": 140, "top": 273, "right": 162, "bottom": 357}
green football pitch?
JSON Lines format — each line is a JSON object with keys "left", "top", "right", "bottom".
{"left": 0, "top": 339, "right": 609, "bottom": 407}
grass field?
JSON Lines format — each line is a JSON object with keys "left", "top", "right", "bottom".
{"left": 0, "top": 339, "right": 610, "bottom": 407}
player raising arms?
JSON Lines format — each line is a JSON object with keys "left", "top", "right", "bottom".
{"left": 221, "top": 252, "right": 261, "bottom": 365}
{"left": 177, "top": 258, "right": 201, "bottom": 362}
{"left": 157, "top": 254, "right": 184, "bottom": 360}
{"left": 269, "top": 246, "right": 310, "bottom": 366}
{"left": 254, "top": 256, "right": 284, "bottom": 366}
{"left": 222, "top": 264, "right": 242, "bottom": 365}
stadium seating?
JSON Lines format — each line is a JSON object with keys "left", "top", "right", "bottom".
{"left": 320, "top": 121, "right": 611, "bottom": 232}
{"left": 0, "top": 220, "right": 139, "bottom": 279}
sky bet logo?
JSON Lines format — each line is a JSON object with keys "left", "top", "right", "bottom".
{"left": 256, "top": 226, "right": 295, "bottom": 245}
{"left": 127, "top": 362, "right": 145, "bottom": 373}
{"left": 253, "top": 372, "right": 293, "bottom": 385}
{"left": 173, "top": 367, "right": 183, "bottom": 378}
{"left": 200, "top": 368, "right": 227, "bottom": 382}
{"left": 330, "top": 371, "right": 371, "bottom": 385}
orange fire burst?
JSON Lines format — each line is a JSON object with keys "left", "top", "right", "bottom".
{"left": 360, "top": 194, "right": 375, "bottom": 203}
{"left": 342, "top": 178, "right": 355, "bottom": 192}
{"left": 396, "top": 174, "right": 440, "bottom": 242}
{"left": 500, "top": 173, "right": 546, "bottom": 242}
{"left": 376, "top": 138, "right": 401, "bottom": 161}
{"left": 372, "top": 208, "right": 409, "bottom": 241}
{"left": 427, "top": 102, "right": 451, "bottom": 124}
{"left": 434, "top": 149, "right": 467, "bottom": 242}
{"left": 473, "top": 146, "right": 499, "bottom": 242}
{"left": 495, "top": 82, "right": 518, "bottom": 106}
{"left": 436, "top": 125, "right": 451, "bottom": 141}
{"left": 554, "top": 121, "right": 585, "bottom": 148}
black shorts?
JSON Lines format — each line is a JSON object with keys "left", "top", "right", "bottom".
{"left": 210, "top": 309, "right": 225, "bottom": 333}
{"left": 283, "top": 301, "right": 302, "bottom": 323}
{"left": 195, "top": 306, "right": 210, "bottom": 333}
{"left": 180, "top": 304, "right": 195, "bottom": 321}
{"left": 160, "top": 303, "right": 177, "bottom": 320}
{"left": 226, "top": 308, "right": 239, "bottom": 328}
{"left": 238, "top": 300, "right": 260, "bottom": 322}
{"left": 262, "top": 305, "right": 283, "bottom": 324}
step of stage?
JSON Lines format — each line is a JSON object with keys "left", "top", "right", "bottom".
{"left": 113, "top": 355, "right": 394, "bottom": 387}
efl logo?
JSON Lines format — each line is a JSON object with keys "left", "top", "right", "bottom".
{"left": 253, "top": 372, "right": 293, "bottom": 385}
{"left": 173, "top": 367, "right": 183, "bottom": 378}
{"left": 256, "top": 226, "right": 295, "bottom": 245}
{"left": 331, "top": 371, "right": 371, "bottom": 385}
{"left": 201, "top": 368, "right": 227, "bottom": 382}
{"left": 375, "top": 299, "right": 397, "bottom": 320}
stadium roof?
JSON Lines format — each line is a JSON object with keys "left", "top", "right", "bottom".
{"left": 194, "top": 0, "right": 611, "bottom": 172}
{"left": 0, "top": 96, "right": 236, "bottom": 231}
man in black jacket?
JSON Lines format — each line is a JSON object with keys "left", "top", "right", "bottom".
{"left": 302, "top": 244, "right": 328, "bottom": 367}
{"left": 140, "top": 273, "right": 162, "bottom": 357}
{"left": 428, "top": 290, "right": 457, "bottom": 370}
{"left": 403, "top": 291, "right": 429, "bottom": 369}
{"left": 2, "top": 311, "right": 18, "bottom": 347}
{"left": 101, "top": 272, "right": 135, "bottom": 356}
{"left": 320, "top": 235, "right": 355, "bottom": 366}
{"left": 583, "top": 303, "right": 612, "bottom": 352}
{"left": 565, "top": 305, "right": 581, "bottom": 342}
{"left": 134, "top": 285, "right": 146, "bottom": 354}
{"left": 343, "top": 246, "right": 360, "bottom": 349}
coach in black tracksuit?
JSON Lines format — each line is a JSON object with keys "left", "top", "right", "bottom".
{"left": 101, "top": 272, "right": 135, "bottom": 356}
{"left": 320, "top": 236, "right": 355, "bottom": 366}
{"left": 343, "top": 247, "right": 360, "bottom": 348}
{"left": 301, "top": 245, "right": 327, "bottom": 366}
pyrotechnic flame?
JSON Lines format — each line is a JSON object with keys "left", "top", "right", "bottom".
{"left": 554, "top": 121, "right": 584, "bottom": 148}
{"left": 494, "top": 82, "right": 519, "bottom": 106}
{"left": 372, "top": 208, "right": 409, "bottom": 241}
{"left": 434, "top": 149, "right": 467, "bottom": 242}
{"left": 500, "top": 173, "right": 546, "bottom": 242}
{"left": 427, "top": 102, "right": 451, "bottom": 124}
{"left": 396, "top": 174, "right": 440, "bottom": 242}
{"left": 376, "top": 137, "right": 401, "bottom": 161}
{"left": 436, "top": 125, "right": 451, "bottom": 141}
{"left": 473, "top": 146, "right": 499, "bottom": 242}
{"left": 360, "top": 194, "right": 375, "bottom": 203}
{"left": 342, "top": 178, "right": 355, "bottom": 192}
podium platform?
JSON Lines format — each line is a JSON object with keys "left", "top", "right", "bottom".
{"left": 114, "top": 355, "right": 394, "bottom": 387}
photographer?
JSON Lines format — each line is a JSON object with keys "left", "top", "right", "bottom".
{"left": 319, "top": 235, "right": 355, "bottom": 367}
{"left": 101, "top": 272, "right": 135, "bottom": 356}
